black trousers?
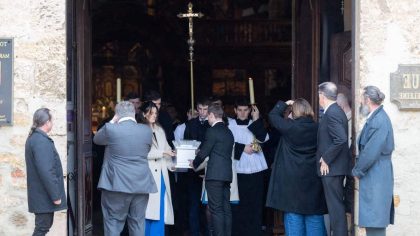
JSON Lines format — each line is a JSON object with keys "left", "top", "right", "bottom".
{"left": 232, "top": 171, "right": 265, "bottom": 236}
{"left": 177, "top": 170, "right": 205, "bottom": 236}
{"left": 206, "top": 180, "right": 232, "bottom": 236}
{"left": 344, "top": 175, "right": 354, "bottom": 213}
{"left": 33, "top": 212, "right": 54, "bottom": 236}
{"left": 322, "top": 176, "right": 348, "bottom": 236}
{"left": 366, "top": 227, "right": 386, "bottom": 236}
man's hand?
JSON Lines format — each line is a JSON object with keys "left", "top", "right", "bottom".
{"left": 244, "top": 144, "right": 254, "bottom": 155}
{"left": 189, "top": 159, "right": 194, "bottom": 168}
{"left": 319, "top": 158, "right": 329, "bottom": 176}
{"left": 285, "top": 100, "right": 294, "bottom": 106}
{"left": 53, "top": 199, "right": 61, "bottom": 205}
{"left": 251, "top": 105, "right": 260, "bottom": 121}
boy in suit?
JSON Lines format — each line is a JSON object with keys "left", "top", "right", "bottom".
{"left": 191, "top": 104, "right": 234, "bottom": 236}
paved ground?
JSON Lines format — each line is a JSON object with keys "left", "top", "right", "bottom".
{"left": 48, "top": 211, "right": 67, "bottom": 235}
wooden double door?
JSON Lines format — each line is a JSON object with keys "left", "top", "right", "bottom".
{"left": 67, "top": 0, "right": 352, "bottom": 235}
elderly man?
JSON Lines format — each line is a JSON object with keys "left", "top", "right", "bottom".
{"left": 93, "top": 101, "right": 157, "bottom": 236}
{"left": 353, "top": 86, "right": 394, "bottom": 236}
{"left": 317, "top": 82, "right": 351, "bottom": 236}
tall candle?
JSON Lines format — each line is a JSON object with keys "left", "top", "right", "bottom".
{"left": 249, "top": 77, "right": 255, "bottom": 104}
{"left": 116, "top": 78, "right": 121, "bottom": 103}
{"left": 101, "top": 106, "right": 106, "bottom": 118}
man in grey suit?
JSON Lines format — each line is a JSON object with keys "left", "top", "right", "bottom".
{"left": 94, "top": 101, "right": 157, "bottom": 236}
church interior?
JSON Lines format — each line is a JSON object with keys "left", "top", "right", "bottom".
{"left": 90, "top": 0, "right": 292, "bottom": 128}
{"left": 79, "top": 0, "right": 352, "bottom": 235}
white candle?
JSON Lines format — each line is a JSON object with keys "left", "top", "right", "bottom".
{"left": 249, "top": 77, "right": 255, "bottom": 104}
{"left": 116, "top": 78, "right": 121, "bottom": 103}
{"left": 101, "top": 106, "right": 106, "bottom": 118}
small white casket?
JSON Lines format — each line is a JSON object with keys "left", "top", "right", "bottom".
{"left": 172, "top": 140, "right": 201, "bottom": 169}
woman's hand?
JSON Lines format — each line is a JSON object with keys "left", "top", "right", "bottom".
{"left": 163, "top": 150, "right": 176, "bottom": 158}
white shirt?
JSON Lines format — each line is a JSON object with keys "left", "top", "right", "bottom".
{"left": 109, "top": 117, "right": 137, "bottom": 124}
{"left": 367, "top": 106, "right": 380, "bottom": 119}
{"left": 323, "top": 101, "right": 336, "bottom": 114}
{"left": 174, "top": 123, "right": 186, "bottom": 141}
{"left": 211, "top": 120, "right": 223, "bottom": 127}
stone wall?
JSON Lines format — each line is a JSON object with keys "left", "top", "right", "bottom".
{"left": 357, "top": 0, "right": 420, "bottom": 235}
{"left": 0, "top": 0, "right": 67, "bottom": 235}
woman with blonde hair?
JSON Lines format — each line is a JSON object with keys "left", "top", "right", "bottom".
{"left": 139, "top": 101, "right": 175, "bottom": 236}
{"left": 266, "top": 99, "right": 327, "bottom": 236}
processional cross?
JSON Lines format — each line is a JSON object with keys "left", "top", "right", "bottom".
{"left": 178, "top": 2, "right": 204, "bottom": 113}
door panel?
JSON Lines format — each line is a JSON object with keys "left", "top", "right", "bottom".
{"left": 292, "top": 0, "right": 320, "bottom": 110}
{"left": 330, "top": 31, "right": 352, "bottom": 102}
{"left": 73, "top": 0, "right": 93, "bottom": 235}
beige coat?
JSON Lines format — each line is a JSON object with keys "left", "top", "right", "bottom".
{"left": 145, "top": 125, "right": 175, "bottom": 225}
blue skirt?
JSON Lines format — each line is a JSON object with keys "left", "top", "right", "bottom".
{"left": 145, "top": 173, "right": 166, "bottom": 236}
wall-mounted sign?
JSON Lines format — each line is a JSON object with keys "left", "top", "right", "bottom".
{"left": 0, "top": 38, "right": 13, "bottom": 125}
{"left": 390, "top": 64, "right": 420, "bottom": 110}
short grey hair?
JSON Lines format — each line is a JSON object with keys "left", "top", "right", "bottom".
{"left": 318, "top": 82, "right": 338, "bottom": 101}
{"left": 115, "top": 101, "right": 135, "bottom": 118}
{"left": 363, "top": 86, "right": 385, "bottom": 105}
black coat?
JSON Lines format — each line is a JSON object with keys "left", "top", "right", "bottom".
{"left": 25, "top": 129, "right": 67, "bottom": 213}
{"left": 266, "top": 101, "right": 327, "bottom": 215}
{"left": 193, "top": 122, "right": 234, "bottom": 182}
{"left": 184, "top": 117, "right": 210, "bottom": 142}
{"left": 158, "top": 110, "right": 175, "bottom": 148}
{"left": 316, "top": 103, "right": 351, "bottom": 176}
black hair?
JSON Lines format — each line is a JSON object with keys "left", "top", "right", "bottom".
{"left": 142, "top": 90, "right": 161, "bottom": 102}
{"left": 138, "top": 101, "right": 159, "bottom": 125}
{"left": 234, "top": 96, "right": 251, "bottom": 108}
{"left": 197, "top": 96, "right": 211, "bottom": 107}
{"left": 125, "top": 92, "right": 140, "bottom": 101}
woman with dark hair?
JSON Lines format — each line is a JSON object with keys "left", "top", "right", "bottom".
{"left": 140, "top": 101, "right": 175, "bottom": 236}
{"left": 266, "top": 99, "right": 327, "bottom": 236}
{"left": 25, "top": 108, "right": 67, "bottom": 236}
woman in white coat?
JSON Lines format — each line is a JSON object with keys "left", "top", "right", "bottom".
{"left": 140, "top": 101, "right": 175, "bottom": 236}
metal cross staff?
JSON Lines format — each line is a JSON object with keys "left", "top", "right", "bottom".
{"left": 178, "top": 2, "right": 203, "bottom": 113}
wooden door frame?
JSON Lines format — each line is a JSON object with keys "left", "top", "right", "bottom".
{"left": 291, "top": 0, "right": 321, "bottom": 113}
{"left": 67, "top": 0, "right": 93, "bottom": 235}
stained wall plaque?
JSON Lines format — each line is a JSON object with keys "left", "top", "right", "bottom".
{"left": 390, "top": 64, "right": 420, "bottom": 110}
{"left": 0, "top": 38, "right": 13, "bottom": 125}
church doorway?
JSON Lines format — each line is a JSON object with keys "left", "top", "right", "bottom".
{"left": 66, "top": 0, "right": 354, "bottom": 235}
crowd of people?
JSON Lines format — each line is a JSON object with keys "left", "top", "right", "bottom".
{"left": 24, "top": 82, "right": 395, "bottom": 236}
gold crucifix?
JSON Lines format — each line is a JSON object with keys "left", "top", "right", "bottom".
{"left": 178, "top": 2, "right": 204, "bottom": 113}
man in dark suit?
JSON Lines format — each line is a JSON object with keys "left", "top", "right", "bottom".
{"left": 192, "top": 104, "right": 234, "bottom": 236}
{"left": 93, "top": 101, "right": 157, "bottom": 236}
{"left": 317, "top": 82, "right": 351, "bottom": 236}
{"left": 178, "top": 97, "right": 211, "bottom": 236}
